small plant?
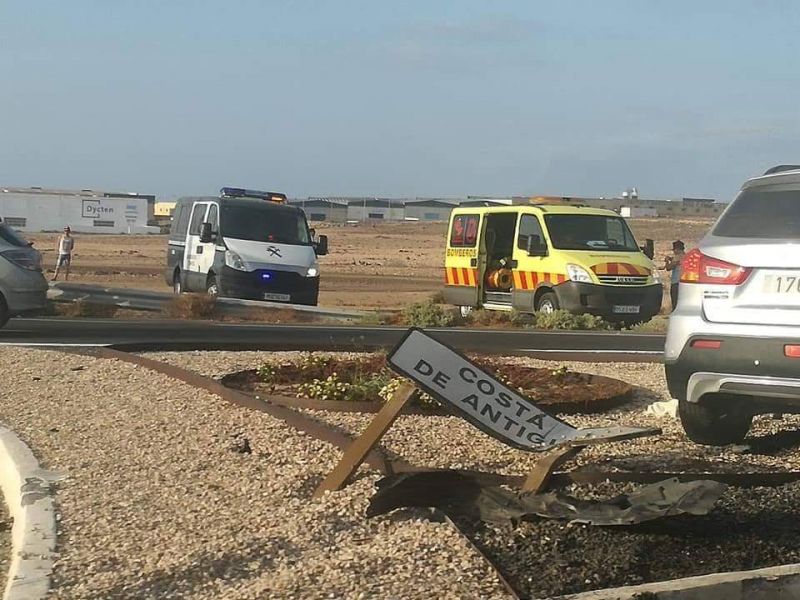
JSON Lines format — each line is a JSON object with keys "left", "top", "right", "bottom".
{"left": 298, "top": 373, "right": 351, "bottom": 402}
{"left": 57, "top": 300, "right": 118, "bottom": 318}
{"left": 401, "top": 300, "right": 458, "bottom": 328}
{"left": 533, "top": 309, "right": 610, "bottom": 331}
{"left": 378, "top": 377, "right": 440, "bottom": 409}
{"left": 257, "top": 364, "right": 276, "bottom": 383}
{"left": 551, "top": 365, "right": 569, "bottom": 379}
{"left": 163, "top": 294, "right": 217, "bottom": 319}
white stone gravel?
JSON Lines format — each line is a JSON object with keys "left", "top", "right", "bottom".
{"left": 146, "top": 350, "right": 800, "bottom": 475}
{"left": 0, "top": 348, "right": 511, "bottom": 599}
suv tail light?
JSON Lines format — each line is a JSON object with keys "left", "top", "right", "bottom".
{"left": 680, "top": 248, "right": 751, "bottom": 285}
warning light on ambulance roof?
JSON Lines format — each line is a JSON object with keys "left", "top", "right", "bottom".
{"left": 219, "top": 187, "right": 286, "bottom": 203}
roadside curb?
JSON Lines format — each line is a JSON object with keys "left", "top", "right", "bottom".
{"left": 557, "top": 561, "right": 800, "bottom": 599}
{"left": 0, "top": 426, "right": 58, "bottom": 600}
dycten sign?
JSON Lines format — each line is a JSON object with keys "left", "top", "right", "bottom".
{"left": 81, "top": 199, "right": 115, "bottom": 218}
{"left": 388, "top": 328, "right": 578, "bottom": 451}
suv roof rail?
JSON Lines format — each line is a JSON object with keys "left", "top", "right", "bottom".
{"left": 763, "top": 165, "right": 800, "bottom": 175}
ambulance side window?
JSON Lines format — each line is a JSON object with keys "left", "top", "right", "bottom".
{"left": 450, "top": 214, "right": 479, "bottom": 247}
{"left": 517, "top": 215, "right": 545, "bottom": 250}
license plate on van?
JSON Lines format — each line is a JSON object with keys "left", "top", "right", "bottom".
{"left": 612, "top": 305, "right": 640, "bottom": 314}
{"left": 263, "top": 293, "right": 291, "bottom": 302}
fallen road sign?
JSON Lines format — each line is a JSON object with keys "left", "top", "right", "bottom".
{"left": 387, "top": 328, "right": 659, "bottom": 452}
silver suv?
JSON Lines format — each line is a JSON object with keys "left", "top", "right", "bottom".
{"left": 665, "top": 165, "right": 800, "bottom": 445}
{"left": 0, "top": 221, "right": 47, "bottom": 328}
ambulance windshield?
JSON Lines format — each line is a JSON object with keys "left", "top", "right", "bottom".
{"left": 544, "top": 214, "right": 638, "bottom": 252}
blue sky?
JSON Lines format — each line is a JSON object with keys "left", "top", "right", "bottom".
{"left": 2, "top": 1, "right": 800, "bottom": 200}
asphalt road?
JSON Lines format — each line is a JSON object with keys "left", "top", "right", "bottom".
{"left": 0, "top": 318, "right": 665, "bottom": 360}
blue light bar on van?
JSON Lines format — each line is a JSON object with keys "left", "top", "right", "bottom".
{"left": 219, "top": 187, "right": 287, "bottom": 203}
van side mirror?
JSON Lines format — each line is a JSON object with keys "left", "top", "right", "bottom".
{"left": 526, "top": 235, "right": 547, "bottom": 257}
{"left": 315, "top": 234, "right": 328, "bottom": 256}
{"left": 640, "top": 238, "right": 654, "bottom": 259}
{"left": 199, "top": 222, "right": 214, "bottom": 244}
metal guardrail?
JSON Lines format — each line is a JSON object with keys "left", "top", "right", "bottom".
{"left": 47, "top": 282, "right": 366, "bottom": 319}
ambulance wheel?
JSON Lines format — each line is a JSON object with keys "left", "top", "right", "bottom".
{"left": 536, "top": 292, "right": 559, "bottom": 314}
{"left": 172, "top": 270, "right": 182, "bottom": 294}
{"left": 206, "top": 275, "right": 219, "bottom": 296}
{"left": 459, "top": 306, "right": 473, "bottom": 318}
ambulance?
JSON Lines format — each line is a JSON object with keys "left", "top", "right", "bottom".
{"left": 443, "top": 201, "right": 662, "bottom": 322}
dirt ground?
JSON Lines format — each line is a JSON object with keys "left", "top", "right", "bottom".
{"left": 29, "top": 218, "right": 715, "bottom": 310}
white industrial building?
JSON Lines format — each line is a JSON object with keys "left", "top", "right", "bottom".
{"left": 0, "top": 187, "right": 158, "bottom": 234}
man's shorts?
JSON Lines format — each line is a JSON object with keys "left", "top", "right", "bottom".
{"left": 56, "top": 254, "right": 71, "bottom": 267}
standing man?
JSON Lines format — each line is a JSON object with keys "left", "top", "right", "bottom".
{"left": 664, "top": 240, "right": 685, "bottom": 311}
{"left": 52, "top": 226, "right": 75, "bottom": 281}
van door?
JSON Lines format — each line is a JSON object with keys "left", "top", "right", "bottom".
{"left": 444, "top": 213, "right": 482, "bottom": 308}
{"left": 512, "top": 213, "right": 548, "bottom": 312}
{"left": 184, "top": 202, "right": 209, "bottom": 291}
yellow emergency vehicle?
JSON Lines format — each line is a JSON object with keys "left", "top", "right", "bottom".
{"left": 443, "top": 202, "right": 662, "bottom": 322}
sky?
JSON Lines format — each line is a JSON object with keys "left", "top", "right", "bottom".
{"left": 2, "top": 1, "right": 800, "bottom": 201}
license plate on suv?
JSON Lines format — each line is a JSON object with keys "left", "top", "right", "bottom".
{"left": 763, "top": 274, "right": 800, "bottom": 294}
{"left": 263, "top": 293, "right": 291, "bottom": 302}
{"left": 613, "top": 305, "right": 640, "bottom": 314}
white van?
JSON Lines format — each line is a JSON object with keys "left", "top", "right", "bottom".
{"left": 164, "top": 187, "right": 328, "bottom": 305}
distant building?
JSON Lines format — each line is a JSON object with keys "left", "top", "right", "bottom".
{"left": 346, "top": 198, "right": 406, "bottom": 222}
{"left": 403, "top": 199, "right": 457, "bottom": 221}
{"left": 289, "top": 198, "right": 348, "bottom": 223}
{"left": 0, "top": 186, "right": 158, "bottom": 234}
{"left": 621, "top": 206, "right": 659, "bottom": 218}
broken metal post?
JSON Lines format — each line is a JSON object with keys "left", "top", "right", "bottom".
{"left": 521, "top": 445, "right": 585, "bottom": 494}
{"left": 314, "top": 382, "right": 419, "bottom": 498}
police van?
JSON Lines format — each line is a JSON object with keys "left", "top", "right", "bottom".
{"left": 165, "top": 187, "right": 328, "bottom": 305}
{"left": 444, "top": 201, "right": 662, "bottom": 322}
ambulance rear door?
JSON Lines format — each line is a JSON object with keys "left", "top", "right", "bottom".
{"left": 444, "top": 212, "right": 482, "bottom": 308}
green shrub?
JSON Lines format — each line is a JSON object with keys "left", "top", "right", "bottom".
{"left": 401, "top": 300, "right": 458, "bottom": 328}
{"left": 623, "top": 316, "right": 669, "bottom": 333}
{"left": 533, "top": 310, "right": 610, "bottom": 331}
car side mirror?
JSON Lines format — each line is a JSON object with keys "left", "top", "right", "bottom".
{"left": 640, "top": 238, "right": 654, "bottom": 259}
{"left": 199, "top": 222, "right": 214, "bottom": 244}
{"left": 526, "top": 235, "right": 547, "bottom": 257}
{"left": 315, "top": 234, "right": 328, "bottom": 256}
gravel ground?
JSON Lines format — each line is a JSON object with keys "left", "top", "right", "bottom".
{"left": 146, "top": 351, "right": 800, "bottom": 476}
{"left": 0, "top": 348, "right": 511, "bottom": 599}
{"left": 138, "top": 350, "right": 800, "bottom": 597}
{"left": 0, "top": 497, "right": 9, "bottom": 592}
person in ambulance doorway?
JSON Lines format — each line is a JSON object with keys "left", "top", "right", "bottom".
{"left": 664, "top": 240, "right": 685, "bottom": 311}
{"left": 52, "top": 226, "right": 75, "bottom": 281}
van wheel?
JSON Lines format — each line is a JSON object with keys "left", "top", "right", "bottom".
{"left": 536, "top": 292, "right": 559, "bottom": 314}
{"left": 679, "top": 394, "right": 753, "bottom": 446}
{"left": 206, "top": 276, "right": 219, "bottom": 296}
{"left": 173, "top": 270, "right": 182, "bottom": 295}
{"left": 0, "top": 294, "right": 8, "bottom": 329}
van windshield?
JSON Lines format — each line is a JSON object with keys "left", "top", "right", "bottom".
{"left": 221, "top": 205, "right": 311, "bottom": 245}
{"left": 0, "top": 223, "right": 30, "bottom": 248}
{"left": 543, "top": 214, "right": 639, "bottom": 252}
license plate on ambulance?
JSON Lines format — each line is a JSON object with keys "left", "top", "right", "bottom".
{"left": 263, "top": 293, "right": 291, "bottom": 302}
{"left": 612, "top": 305, "right": 640, "bottom": 314}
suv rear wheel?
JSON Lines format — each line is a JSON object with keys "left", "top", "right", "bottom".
{"left": 678, "top": 394, "right": 753, "bottom": 446}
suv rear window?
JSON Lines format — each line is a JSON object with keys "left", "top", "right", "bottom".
{"left": 715, "top": 189, "right": 800, "bottom": 238}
